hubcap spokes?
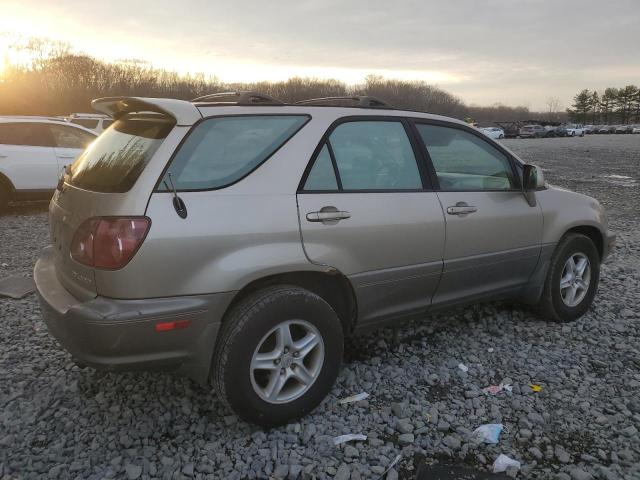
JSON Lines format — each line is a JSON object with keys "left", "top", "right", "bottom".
{"left": 250, "top": 320, "right": 324, "bottom": 404}
{"left": 560, "top": 253, "right": 591, "bottom": 307}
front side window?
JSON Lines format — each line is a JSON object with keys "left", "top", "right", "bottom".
{"left": 416, "top": 124, "right": 515, "bottom": 191}
{"left": 303, "top": 120, "right": 422, "bottom": 191}
{"left": 49, "top": 124, "right": 96, "bottom": 149}
{"left": 160, "top": 115, "right": 309, "bottom": 191}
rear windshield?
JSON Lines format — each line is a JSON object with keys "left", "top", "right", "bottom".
{"left": 158, "top": 115, "right": 309, "bottom": 191}
{"left": 68, "top": 116, "right": 174, "bottom": 193}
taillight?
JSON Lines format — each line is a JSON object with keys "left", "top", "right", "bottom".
{"left": 70, "top": 217, "right": 151, "bottom": 269}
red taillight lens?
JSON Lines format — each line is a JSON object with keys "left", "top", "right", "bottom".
{"left": 70, "top": 217, "right": 151, "bottom": 269}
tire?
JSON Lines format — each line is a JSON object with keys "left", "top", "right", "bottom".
{"left": 536, "top": 233, "right": 600, "bottom": 322}
{"left": 212, "top": 285, "right": 344, "bottom": 426}
{"left": 0, "top": 186, "right": 9, "bottom": 213}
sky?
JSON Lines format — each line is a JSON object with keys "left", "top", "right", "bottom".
{"left": 0, "top": 0, "right": 639, "bottom": 110}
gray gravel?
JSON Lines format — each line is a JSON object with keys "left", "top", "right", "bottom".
{"left": 1, "top": 135, "right": 639, "bottom": 479}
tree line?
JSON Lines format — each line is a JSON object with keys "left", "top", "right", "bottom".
{"left": 0, "top": 38, "right": 556, "bottom": 125}
{"left": 568, "top": 86, "right": 640, "bottom": 124}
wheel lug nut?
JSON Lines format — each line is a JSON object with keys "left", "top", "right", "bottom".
{"left": 274, "top": 358, "right": 280, "bottom": 365}
{"left": 283, "top": 347, "right": 289, "bottom": 354}
{"left": 293, "top": 351, "right": 299, "bottom": 357}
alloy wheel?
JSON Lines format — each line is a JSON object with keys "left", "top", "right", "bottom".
{"left": 559, "top": 252, "right": 591, "bottom": 307}
{"left": 250, "top": 320, "right": 325, "bottom": 404}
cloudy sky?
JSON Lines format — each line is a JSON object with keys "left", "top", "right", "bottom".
{"left": 1, "top": 0, "right": 639, "bottom": 110}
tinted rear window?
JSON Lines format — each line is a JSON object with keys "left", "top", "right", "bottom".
{"left": 159, "top": 115, "right": 309, "bottom": 191}
{"left": 71, "top": 119, "right": 99, "bottom": 129}
{"left": 0, "top": 122, "right": 54, "bottom": 147}
{"left": 68, "top": 116, "right": 174, "bottom": 193}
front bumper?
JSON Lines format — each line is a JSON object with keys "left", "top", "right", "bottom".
{"left": 34, "top": 246, "right": 235, "bottom": 384}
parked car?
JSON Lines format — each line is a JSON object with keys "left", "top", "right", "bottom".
{"left": 0, "top": 117, "right": 97, "bottom": 211}
{"left": 66, "top": 113, "right": 114, "bottom": 133}
{"left": 632, "top": 125, "right": 640, "bottom": 134}
{"left": 553, "top": 126, "right": 568, "bottom": 137}
{"left": 479, "top": 127, "right": 505, "bottom": 139}
{"left": 519, "top": 124, "right": 546, "bottom": 138}
{"left": 564, "top": 124, "right": 585, "bottom": 137}
{"left": 34, "top": 93, "right": 615, "bottom": 426}
{"left": 583, "top": 125, "right": 595, "bottom": 134}
{"left": 614, "top": 125, "right": 633, "bottom": 134}
{"left": 602, "top": 125, "right": 616, "bottom": 134}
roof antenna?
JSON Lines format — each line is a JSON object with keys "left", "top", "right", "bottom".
{"left": 163, "top": 172, "right": 187, "bottom": 219}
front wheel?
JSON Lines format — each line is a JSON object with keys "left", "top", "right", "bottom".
{"left": 536, "top": 233, "right": 600, "bottom": 322}
{"left": 212, "top": 285, "right": 344, "bottom": 426}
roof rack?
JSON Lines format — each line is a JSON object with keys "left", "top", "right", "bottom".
{"left": 191, "top": 91, "right": 284, "bottom": 106}
{"left": 294, "top": 96, "right": 392, "bottom": 108}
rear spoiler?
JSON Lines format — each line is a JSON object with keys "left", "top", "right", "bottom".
{"left": 91, "top": 97, "right": 202, "bottom": 126}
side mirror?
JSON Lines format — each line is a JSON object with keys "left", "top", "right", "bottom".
{"left": 523, "top": 164, "right": 545, "bottom": 191}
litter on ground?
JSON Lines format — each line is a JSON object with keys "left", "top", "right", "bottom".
{"left": 529, "top": 384, "right": 543, "bottom": 392}
{"left": 493, "top": 454, "right": 521, "bottom": 473}
{"left": 339, "top": 392, "right": 370, "bottom": 404}
{"left": 482, "top": 383, "right": 513, "bottom": 395}
{"left": 472, "top": 424, "right": 504, "bottom": 444}
{"left": 458, "top": 363, "right": 469, "bottom": 372}
{"left": 333, "top": 434, "right": 367, "bottom": 445}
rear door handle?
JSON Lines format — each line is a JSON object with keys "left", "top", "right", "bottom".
{"left": 57, "top": 155, "right": 76, "bottom": 159}
{"left": 446, "top": 204, "right": 477, "bottom": 215}
{"left": 306, "top": 210, "right": 351, "bottom": 222}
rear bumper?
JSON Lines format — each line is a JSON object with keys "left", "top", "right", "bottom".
{"left": 34, "top": 246, "right": 236, "bottom": 384}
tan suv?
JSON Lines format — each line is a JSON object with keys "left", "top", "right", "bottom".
{"left": 34, "top": 92, "right": 615, "bottom": 426}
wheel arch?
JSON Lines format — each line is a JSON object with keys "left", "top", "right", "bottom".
{"left": 0, "top": 172, "right": 15, "bottom": 197}
{"left": 564, "top": 225, "right": 604, "bottom": 260}
{"left": 223, "top": 269, "right": 358, "bottom": 336}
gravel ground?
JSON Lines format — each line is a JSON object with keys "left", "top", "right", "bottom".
{"left": 1, "top": 135, "right": 639, "bottom": 480}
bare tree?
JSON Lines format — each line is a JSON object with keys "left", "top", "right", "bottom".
{"left": 546, "top": 96, "right": 563, "bottom": 122}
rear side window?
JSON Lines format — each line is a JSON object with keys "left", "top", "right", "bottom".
{"left": 71, "top": 119, "right": 99, "bottom": 129}
{"left": 0, "top": 122, "right": 54, "bottom": 147}
{"left": 68, "top": 116, "right": 174, "bottom": 193}
{"left": 49, "top": 124, "right": 96, "bottom": 149}
{"left": 159, "top": 115, "right": 309, "bottom": 191}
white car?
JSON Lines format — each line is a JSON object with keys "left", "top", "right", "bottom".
{"left": 479, "top": 127, "right": 505, "bottom": 139}
{"left": 633, "top": 125, "right": 640, "bottom": 134}
{"left": 565, "top": 124, "right": 585, "bottom": 137}
{"left": 66, "top": 113, "right": 113, "bottom": 133}
{"left": 0, "top": 117, "right": 97, "bottom": 211}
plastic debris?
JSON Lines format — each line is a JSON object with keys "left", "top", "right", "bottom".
{"left": 487, "top": 348, "right": 494, "bottom": 353}
{"left": 339, "top": 392, "right": 370, "bottom": 404}
{"left": 457, "top": 363, "right": 469, "bottom": 372}
{"left": 482, "top": 383, "right": 513, "bottom": 395}
{"left": 333, "top": 434, "right": 367, "bottom": 445}
{"left": 529, "top": 384, "right": 543, "bottom": 392}
{"left": 493, "top": 454, "right": 521, "bottom": 473}
{"left": 380, "top": 454, "right": 402, "bottom": 477}
{"left": 472, "top": 424, "right": 503, "bottom": 444}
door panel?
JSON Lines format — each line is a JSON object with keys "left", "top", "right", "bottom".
{"left": 434, "top": 188, "right": 542, "bottom": 304}
{"left": 0, "top": 144, "right": 58, "bottom": 190}
{"left": 298, "top": 192, "right": 445, "bottom": 324}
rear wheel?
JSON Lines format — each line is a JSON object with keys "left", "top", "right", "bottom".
{"left": 212, "top": 285, "right": 344, "bottom": 426}
{"left": 536, "top": 233, "right": 600, "bottom": 322}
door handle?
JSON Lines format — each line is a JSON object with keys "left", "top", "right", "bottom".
{"left": 57, "top": 155, "right": 76, "bottom": 159}
{"left": 446, "top": 204, "right": 477, "bottom": 215}
{"left": 306, "top": 209, "right": 351, "bottom": 222}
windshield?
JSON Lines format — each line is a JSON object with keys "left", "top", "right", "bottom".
{"left": 68, "top": 116, "right": 174, "bottom": 193}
